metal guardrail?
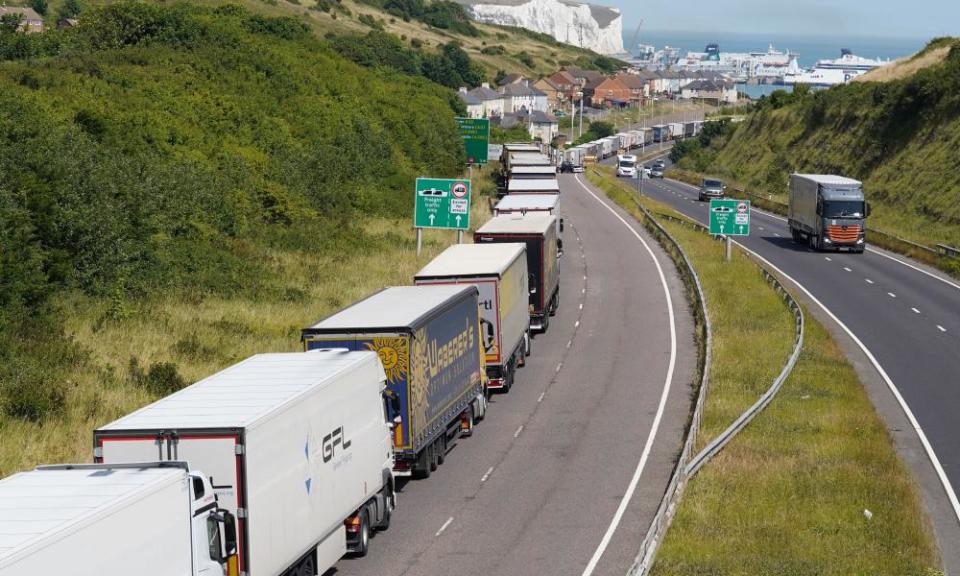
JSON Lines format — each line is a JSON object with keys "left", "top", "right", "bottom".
{"left": 620, "top": 198, "right": 805, "bottom": 576}
{"left": 937, "top": 244, "right": 960, "bottom": 258}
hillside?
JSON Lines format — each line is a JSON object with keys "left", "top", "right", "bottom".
{"left": 0, "top": 1, "right": 482, "bottom": 473}
{"left": 677, "top": 37, "right": 960, "bottom": 251}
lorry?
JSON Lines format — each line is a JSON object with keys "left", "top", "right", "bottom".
{"left": 494, "top": 194, "right": 564, "bottom": 249}
{"left": 789, "top": 173, "right": 868, "bottom": 253}
{"left": 94, "top": 350, "right": 396, "bottom": 576}
{"left": 0, "top": 462, "right": 239, "bottom": 576}
{"left": 507, "top": 178, "right": 560, "bottom": 195}
{"left": 509, "top": 165, "right": 558, "bottom": 179}
{"left": 301, "top": 285, "right": 486, "bottom": 479}
{"left": 500, "top": 143, "right": 541, "bottom": 165}
{"left": 475, "top": 214, "right": 560, "bottom": 333}
{"left": 617, "top": 154, "right": 638, "bottom": 178}
{"left": 669, "top": 122, "right": 685, "bottom": 139}
{"left": 652, "top": 124, "right": 669, "bottom": 143}
{"left": 415, "top": 244, "right": 530, "bottom": 393}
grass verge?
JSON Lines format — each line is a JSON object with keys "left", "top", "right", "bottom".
{"left": 589, "top": 167, "right": 940, "bottom": 575}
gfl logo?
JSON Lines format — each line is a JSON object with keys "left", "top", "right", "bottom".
{"left": 323, "top": 426, "right": 351, "bottom": 463}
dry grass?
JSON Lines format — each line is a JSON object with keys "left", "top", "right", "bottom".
{"left": 856, "top": 47, "right": 951, "bottom": 83}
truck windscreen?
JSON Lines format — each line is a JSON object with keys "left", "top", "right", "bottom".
{"left": 823, "top": 200, "right": 864, "bottom": 218}
{"left": 619, "top": 161, "right": 635, "bottom": 168}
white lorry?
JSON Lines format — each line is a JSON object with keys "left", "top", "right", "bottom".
{"left": 617, "top": 154, "right": 638, "bottom": 178}
{"left": 416, "top": 243, "right": 531, "bottom": 393}
{"left": 0, "top": 461, "right": 239, "bottom": 576}
{"left": 507, "top": 178, "right": 560, "bottom": 194}
{"left": 94, "top": 350, "right": 396, "bottom": 576}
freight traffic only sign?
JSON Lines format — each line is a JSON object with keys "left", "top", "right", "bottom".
{"left": 709, "top": 199, "right": 750, "bottom": 236}
{"left": 414, "top": 178, "right": 472, "bottom": 231}
{"left": 455, "top": 117, "right": 490, "bottom": 165}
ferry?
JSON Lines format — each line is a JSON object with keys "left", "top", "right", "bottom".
{"left": 784, "top": 49, "right": 889, "bottom": 86}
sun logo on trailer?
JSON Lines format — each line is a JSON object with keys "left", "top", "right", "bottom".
{"left": 364, "top": 337, "right": 409, "bottom": 384}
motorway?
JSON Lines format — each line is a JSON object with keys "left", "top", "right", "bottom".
{"left": 629, "top": 159, "right": 960, "bottom": 567}
{"left": 329, "top": 170, "right": 697, "bottom": 575}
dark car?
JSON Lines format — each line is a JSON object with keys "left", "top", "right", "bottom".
{"left": 698, "top": 178, "right": 726, "bottom": 201}
{"left": 560, "top": 160, "right": 575, "bottom": 173}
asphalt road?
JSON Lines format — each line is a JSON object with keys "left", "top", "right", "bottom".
{"left": 328, "top": 175, "right": 697, "bottom": 576}
{"left": 637, "top": 164, "right": 960, "bottom": 569}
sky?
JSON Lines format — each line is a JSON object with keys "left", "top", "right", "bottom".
{"left": 608, "top": 0, "right": 960, "bottom": 40}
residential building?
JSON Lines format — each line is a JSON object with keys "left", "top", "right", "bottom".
{"left": 681, "top": 79, "right": 739, "bottom": 104}
{"left": 0, "top": 7, "right": 44, "bottom": 33}
{"left": 466, "top": 84, "right": 504, "bottom": 118}
{"left": 500, "top": 82, "right": 548, "bottom": 113}
{"left": 457, "top": 89, "right": 485, "bottom": 119}
{"left": 533, "top": 77, "right": 563, "bottom": 111}
{"left": 588, "top": 76, "right": 631, "bottom": 108}
{"left": 497, "top": 73, "right": 526, "bottom": 87}
{"left": 502, "top": 110, "right": 560, "bottom": 143}
{"left": 615, "top": 72, "right": 648, "bottom": 103}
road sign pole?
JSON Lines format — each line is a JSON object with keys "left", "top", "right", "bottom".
{"left": 725, "top": 235, "right": 731, "bottom": 262}
{"left": 416, "top": 228, "right": 422, "bottom": 256}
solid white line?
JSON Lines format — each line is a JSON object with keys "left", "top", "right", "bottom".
{"left": 866, "top": 278, "right": 875, "bottom": 284}
{"left": 912, "top": 308, "right": 921, "bottom": 314}
{"left": 728, "top": 238, "right": 960, "bottom": 525}
{"left": 480, "top": 467, "right": 494, "bottom": 482}
{"left": 574, "top": 175, "right": 678, "bottom": 576}
{"left": 888, "top": 292, "right": 897, "bottom": 298}
{"left": 514, "top": 425, "right": 524, "bottom": 438}
{"left": 938, "top": 325, "right": 947, "bottom": 333}
{"left": 435, "top": 517, "right": 454, "bottom": 537}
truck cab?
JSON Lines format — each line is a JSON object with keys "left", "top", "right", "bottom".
{"left": 189, "top": 470, "right": 239, "bottom": 576}
{"left": 788, "top": 174, "right": 868, "bottom": 253}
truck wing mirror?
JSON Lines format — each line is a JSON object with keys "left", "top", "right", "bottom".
{"left": 223, "top": 511, "right": 238, "bottom": 556}
{"left": 382, "top": 389, "right": 401, "bottom": 415}
{"left": 560, "top": 218, "right": 565, "bottom": 233}
{"left": 865, "top": 203, "right": 871, "bottom": 217}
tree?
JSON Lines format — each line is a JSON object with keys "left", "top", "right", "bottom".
{"left": 0, "top": 13, "right": 23, "bottom": 34}
{"left": 58, "top": 0, "right": 82, "bottom": 21}
{"left": 588, "top": 121, "right": 614, "bottom": 138}
{"left": 31, "top": 0, "right": 48, "bottom": 16}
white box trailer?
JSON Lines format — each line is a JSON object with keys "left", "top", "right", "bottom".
{"left": 416, "top": 244, "right": 530, "bottom": 392}
{"left": 0, "top": 462, "right": 238, "bottom": 576}
{"left": 564, "top": 146, "right": 586, "bottom": 165}
{"left": 600, "top": 136, "right": 618, "bottom": 158}
{"left": 507, "top": 178, "right": 560, "bottom": 194}
{"left": 509, "top": 165, "right": 558, "bottom": 179}
{"left": 507, "top": 153, "right": 552, "bottom": 170}
{"left": 494, "top": 193, "right": 563, "bottom": 244}
{"left": 95, "top": 350, "right": 395, "bottom": 576}
{"left": 669, "top": 122, "right": 684, "bottom": 138}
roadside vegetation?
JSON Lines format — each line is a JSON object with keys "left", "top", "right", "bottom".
{"left": 0, "top": 1, "right": 498, "bottom": 474}
{"left": 589, "top": 166, "right": 940, "bottom": 575}
{"left": 671, "top": 37, "right": 960, "bottom": 255}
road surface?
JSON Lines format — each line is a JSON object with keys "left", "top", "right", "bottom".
{"left": 636, "top": 164, "right": 960, "bottom": 570}
{"left": 329, "top": 173, "right": 697, "bottom": 576}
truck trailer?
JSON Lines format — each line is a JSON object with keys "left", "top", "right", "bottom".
{"left": 788, "top": 173, "right": 868, "bottom": 253}
{"left": 416, "top": 244, "right": 530, "bottom": 393}
{"left": 507, "top": 178, "right": 560, "bottom": 195}
{"left": 652, "top": 124, "right": 669, "bottom": 143}
{"left": 95, "top": 350, "right": 395, "bottom": 576}
{"left": 301, "top": 285, "right": 486, "bottom": 479}
{"left": 475, "top": 214, "right": 560, "bottom": 333}
{"left": 0, "top": 462, "right": 238, "bottom": 576}
{"left": 509, "top": 165, "right": 558, "bottom": 179}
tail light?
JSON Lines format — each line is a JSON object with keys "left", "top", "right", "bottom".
{"left": 460, "top": 411, "right": 472, "bottom": 432}
{"left": 345, "top": 515, "right": 361, "bottom": 533}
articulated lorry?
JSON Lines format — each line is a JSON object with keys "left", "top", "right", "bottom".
{"left": 94, "top": 350, "right": 395, "bottom": 576}
{"left": 302, "top": 285, "right": 486, "bottom": 479}
{"left": 0, "top": 462, "right": 239, "bottom": 576}
{"left": 475, "top": 214, "right": 560, "bottom": 333}
{"left": 507, "top": 178, "right": 560, "bottom": 195}
{"left": 789, "top": 173, "right": 868, "bottom": 253}
{"left": 416, "top": 244, "right": 530, "bottom": 393}
{"left": 509, "top": 165, "right": 559, "bottom": 179}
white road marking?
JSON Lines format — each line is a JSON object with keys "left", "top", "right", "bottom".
{"left": 575, "top": 320, "right": 581, "bottom": 328}
{"left": 866, "top": 278, "right": 875, "bottom": 284}
{"left": 567, "top": 340, "right": 573, "bottom": 349}
{"left": 537, "top": 392, "right": 546, "bottom": 403}
{"left": 435, "top": 517, "right": 454, "bottom": 537}
{"left": 825, "top": 257, "right": 833, "bottom": 262}
{"left": 888, "top": 292, "right": 897, "bottom": 298}
{"left": 514, "top": 425, "right": 524, "bottom": 438}
{"left": 574, "top": 175, "right": 678, "bottom": 576}
{"left": 555, "top": 363, "right": 563, "bottom": 373}
{"left": 582, "top": 288, "right": 587, "bottom": 294}
{"left": 774, "top": 232, "right": 781, "bottom": 237}
{"left": 579, "top": 303, "right": 584, "bottom": 310}
{"left": 728, "top": 238, "right": 960, "bottom": 526}
{"left": 844, "top": 267, "right": 852, "bottom": 272}
{"left": 912, "top": 308, "right": 921, "bottom": 314}
{"left": 759, "top": 226, "right": 765, "bottom": 231}
{"left": 938, "top": 325, "right": 947, "bottom": 333}
{"left": 480, "top": 467, "right": 494, "bottom": 482}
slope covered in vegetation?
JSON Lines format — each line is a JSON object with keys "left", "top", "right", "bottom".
{"left": 0, "top": 1, "right": 474, "bottom": 472}
{"left": 676, "top": 38, "right": 960, "bottom": 250}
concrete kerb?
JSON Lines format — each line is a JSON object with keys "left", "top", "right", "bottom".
{"left": 621, "top": 201, "right": 805, "bottom": 576}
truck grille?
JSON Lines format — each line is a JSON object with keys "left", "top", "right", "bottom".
{"left": 828, "top": 224, "right": 860, "bottom": 243}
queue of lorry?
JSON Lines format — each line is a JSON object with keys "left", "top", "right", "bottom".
{"left": 0, "top": 143, "right": 565, "bottom": 576}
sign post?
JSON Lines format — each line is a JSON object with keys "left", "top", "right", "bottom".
{"left": 709, "top": 199, "right": 750, "bottom": 262}
{"left": 455, "top": 117, "right": 490, "bottom": 165}
{"left": 414, "top": 177, "right": 472, "bottom": 255}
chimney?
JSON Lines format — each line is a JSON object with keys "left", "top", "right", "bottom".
{"left": 482, "top": 82, "right": 490, "bottom": 89}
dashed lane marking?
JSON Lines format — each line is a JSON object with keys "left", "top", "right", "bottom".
{"left": 435, "top": 517, "right": 454, "bottom": 537}
{"left": 513, "top": 425, "right": 524, "bottom": 438}
{"left": 480, "top": 467, "right": 493, "bottom": 483}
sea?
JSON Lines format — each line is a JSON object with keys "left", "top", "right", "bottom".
{"left": 624, "top": 30, "right": 929, "bottom": 99}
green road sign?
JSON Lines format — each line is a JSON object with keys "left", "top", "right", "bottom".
{"left": 709, "top": 199, "right": 751, "bottom": 236}
{"left": 456, "top": 117, "right": 490, "bottom": 165}
{"left": 415, "top": 178, "right": 472, "bottom": 230}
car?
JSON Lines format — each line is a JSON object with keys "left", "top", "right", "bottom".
{"left": 650, "top": 168, "right": 664, "bottom": 178}
{"left": 698, "top": 178, "right": 726, "bottom": 201}
{"left": 653, "top": 159, "right": 666, "bottom": 170}
{"left": 560, "top": 160, "right": 574, "bottom": 173}
{"left": 573, "top": 164, "right": 585, "bottom": 173}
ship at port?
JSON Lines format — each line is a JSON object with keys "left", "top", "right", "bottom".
{"left": 784, "top": 49, "right": 890, "bottom": 86}
{"left": 668, "top": 43, "right": 802, "bottom": 83}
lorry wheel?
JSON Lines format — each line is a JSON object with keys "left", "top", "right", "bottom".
{"left": 355, "top": 509, "right": 371, "bottom": 557}
{"left": 296, "top": 556, "right": 315, "bottom": 576}
{"left": 413, "top": 449, "right": 431, "bottom": 479}
{"left": 429, "top": 442, "right": 439, "bottom": 471}
{"left": 524, "top": 330, "right": 532, "bottom": 357}
{"left": 378, "top": 488, "right": 393, "bottom": 530}
{"left": 436, "top": 436, "right": 446, "bottom": 466}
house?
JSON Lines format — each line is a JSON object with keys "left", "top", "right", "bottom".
{"left": 502, "top": 110, "right": 560, "bottom": 143}
{"left": 457, "top": 89, "right": 485, "bottom": 119}
{"left": 562, "top": 67, "right": 605, "bottom": 89}
{"left": 466, "top": 84, "right": 504, "bottom": 118}
{"left": 681, "top": 79, "right": 739, "bottom": 104}
{"left": 0, "top": 7, "right": 44, "bottom": 33}
{"left": 615, "top": 72, "right": 648, "bottom": 104}
{"left": 497, "top": 73, "right": 526, "bottom": 87}
{"left": 533, "top": 77, "right": 563, "bottom": 111}
{"left": 500, "top": 82, "right": 548, "bottom": 114}
{"left": 588, "top": 76, "right": 631, "bottom": 108}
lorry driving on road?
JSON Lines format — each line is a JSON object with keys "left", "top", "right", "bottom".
{"left": 475, "top": 214, "right": 560, "bottom": 333}
{"left": 416, "top": 244, "right": 530, "bottom": 393}
{"left": 789, "top": 174, "right": 868, "bottom": 253}
{"left": 0, "top": 462, "right": 239, "bottom": 576}
{"left": 301, "top": 285, "right": 486, "bottom": 479}
{"left": 617, "top": 154, "right": 638, "bottom": 178}
{"left": 94, "top": 350, "right": 396, "bottom": 575}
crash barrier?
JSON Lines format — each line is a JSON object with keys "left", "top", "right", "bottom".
{"left": 622, "top": 202, "right": 805, "bottom": 576}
